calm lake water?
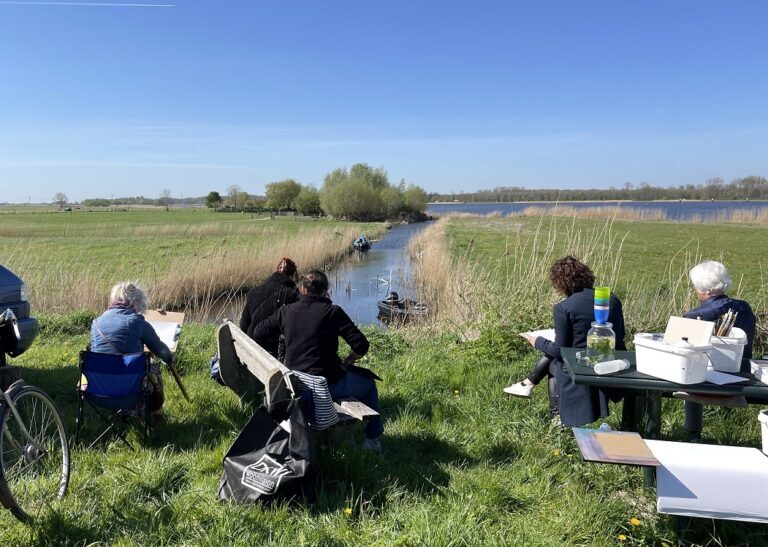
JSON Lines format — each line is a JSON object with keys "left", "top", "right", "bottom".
{"left": 426, "top": 200, "right": 768, "bottom": 221}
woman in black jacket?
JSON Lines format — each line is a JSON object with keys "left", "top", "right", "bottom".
{"left": 239, "top": 257, "right": 299, "bottom": 357}
{"left": 252, "top": 270, "right": 384, "bottom": 452}
{"left": 522, "top": 256, "right": 626, "bottom": 427}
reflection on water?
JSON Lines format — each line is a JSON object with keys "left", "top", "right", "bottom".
{"left": 328, "top": 222, "right": 431, "bottom": 325}
{"left": 197, "top": 293, "right": 247, "bottom": 325}
{"left": 199, "top": 221, "right": 432, "bottom": 326}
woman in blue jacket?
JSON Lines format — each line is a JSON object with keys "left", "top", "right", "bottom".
{"left": 678, "top": 261, "right": 756, "bottom": 442}
{"left": 522, "top": 256, "right": 626, "bottom": 427}
{"left": 90, "top": 281, "right": 173, "bottom": 415}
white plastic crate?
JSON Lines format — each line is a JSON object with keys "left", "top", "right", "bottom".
{"left": 634, "top": 333, "right": 711, "bottom": 384}
{"left": 752, "top": 360, "right": 768, "bottom": 384}
{"left": 708, "top": 327, "right": 747, "bottom": 373}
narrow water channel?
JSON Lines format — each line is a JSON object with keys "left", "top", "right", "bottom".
{"left": 202, "top": 221, "right": 432, "bottom": 326}
{"left": 329, "top": 221, "right": 432, "bottom": 325}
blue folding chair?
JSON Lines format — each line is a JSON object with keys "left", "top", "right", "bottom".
{"left": 75, "top": 350, "right": 152, "bottom": 450}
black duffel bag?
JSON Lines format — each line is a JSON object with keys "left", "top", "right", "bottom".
{"left": 218, "top": 395, "right": 316, "bottom": 504}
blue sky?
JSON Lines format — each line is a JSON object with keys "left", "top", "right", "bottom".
{"left": 1, "top": 1, "right": 766, "bottom": 203}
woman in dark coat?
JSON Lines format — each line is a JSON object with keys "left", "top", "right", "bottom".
{"left": 239, "top": 257, "right": 299, "bottom": 357}
{"left": 522, "top": 256, "right": 626, "bottom": 427}
{"left": 252, "top": 270, "right": 384, "bottom": 453}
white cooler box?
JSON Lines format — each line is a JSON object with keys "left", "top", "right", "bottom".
{"left": 752, "top": 360, "right": 768, "bottom": 383}
{"left": 634, "top": 333, "right": 711, "bottom": 384}
{"left": 708, "top": 327, "right": 746, "bottom": 373}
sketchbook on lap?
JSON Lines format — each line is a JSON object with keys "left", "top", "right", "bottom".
{"left": 519, "top": 328, "right": 555, "bottom": 342}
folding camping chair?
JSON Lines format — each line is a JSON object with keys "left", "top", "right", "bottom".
{"left": 74, "top": 350, "right": 153, "bottom": 450}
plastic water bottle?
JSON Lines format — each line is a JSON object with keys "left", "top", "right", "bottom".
{"left": 593, "top": 358, "right": 630, "bottom": 375}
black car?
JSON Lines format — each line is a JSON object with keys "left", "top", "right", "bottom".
{"left": 0, "top": 265, "right": 38, "bottom": 361}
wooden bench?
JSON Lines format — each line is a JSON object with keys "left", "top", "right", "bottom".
{"left": 216, "top": 320, "right": 378, "bottom": 431}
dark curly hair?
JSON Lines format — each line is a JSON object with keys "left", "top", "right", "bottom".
{"left": 276, "top": 257, "right": 297, "bottom": 278}
{"left": 549, "top": 256, "right": 595, "bottom": 296}
{"left": 300, "top": 269, "right": 329, "bottom": 296}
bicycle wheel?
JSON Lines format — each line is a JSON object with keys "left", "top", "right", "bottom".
{"left": 0, "top": 386, "right": 70, "bottom": 522}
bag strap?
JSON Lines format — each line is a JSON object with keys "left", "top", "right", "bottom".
{"left": 94, "top": 319, "right": 125, "bottom": 354}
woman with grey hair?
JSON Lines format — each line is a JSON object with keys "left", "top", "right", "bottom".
{"left": 677, "top": 261, "right": 756, "bottom": 442}
{"left": 90, "top": 281, "right": 174, "bottom": 416}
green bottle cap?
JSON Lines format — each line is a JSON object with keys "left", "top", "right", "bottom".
{"left": 594, "top": 286, "right": 610, "bottom": 301}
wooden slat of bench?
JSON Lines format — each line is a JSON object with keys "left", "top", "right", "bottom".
{"left": 229, "top": 323, "right": 290, "bottom": 382}
{"left": 335, "top": 398, "right": 380, "bottom": 420}
{"left": 222, "top": 320, "right": 378, "bottom": 422}
{"left": 216, "top": 322, "right": 263, "bottom": 403}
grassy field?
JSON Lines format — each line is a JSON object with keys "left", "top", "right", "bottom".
{"left": 444, "top": 215, "right": 768, "bottom": 303}
{"left": 1, "top": 211, "right": 767, "bottom": 545}
{"left": 1, "top": 209, "right": 387, "bottom": 319}
{"left": 410, "top": 215, "right": 768, "bottom": 354}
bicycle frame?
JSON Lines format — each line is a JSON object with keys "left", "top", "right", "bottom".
{"left": 0, "top": 386, "right": 48, "bottom": 460}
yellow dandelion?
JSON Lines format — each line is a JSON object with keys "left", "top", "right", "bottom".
{"left": 630, "top": 517, "right": 641, "bottom": 526}
{"left": 618, "top": 534, "right": 627, "bottom": 542}
{"left": 567, "top": 454, "right": 573, "bottom": 460}
{"left": 552, "top": 449, "right": 561, "bottom": 456}
{"left": 343, "top": 507, "right": 352, "bottom": 516}
{"left": 453, "top": 390, "right": 459, "bottom": 395}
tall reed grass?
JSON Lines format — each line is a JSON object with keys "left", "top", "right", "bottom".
{"left": 408, "top": 212, "right": 767, "bottom": 350}
{"left": 514, "top": 205, "right": 668, "bottom": 222}
{"left": 4, "top": 225, "right": 374, "bottom": 321}
{"left": 511, "top": 204, "right": 768, "bottom": 224}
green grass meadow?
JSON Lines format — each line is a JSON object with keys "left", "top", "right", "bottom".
{"left": 443, "top": 215, "right": 768, "bottom": 351}
{"left": 445, "top": 216, "right": 768, "bottom": 301}
{"left": 0, "top": 211, "right": 767, "bottom": 545}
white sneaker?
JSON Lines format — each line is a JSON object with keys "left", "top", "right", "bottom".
{"left": 503, "top": 382, "right": 533, "bottom": 398}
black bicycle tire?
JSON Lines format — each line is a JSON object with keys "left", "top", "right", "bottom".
{"left": 0, "top": 385, "right": 70, "bottom": 522}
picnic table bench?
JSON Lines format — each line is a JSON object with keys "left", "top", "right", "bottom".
{"left": 216, "top": 320, "right": 378, "bottom": 432}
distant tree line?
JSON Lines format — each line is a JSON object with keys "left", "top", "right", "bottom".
{"left": 79, "top": 163, "right": 429, "bottom": 221}
{"left": 428, "top": 176, "right": 768, "bottom": 203}
{"left": 81, "top": 195, "right": 205, "bottom": 207}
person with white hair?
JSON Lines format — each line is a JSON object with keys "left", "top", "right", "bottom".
{"left": 90, "top": 281, "right": 174, "bottom": 416}
{"left": 676, "top": 261, "right": 756, "bottom": 442}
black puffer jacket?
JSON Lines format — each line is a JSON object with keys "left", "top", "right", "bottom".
{"left": 239, "top": 272, "right": 298, "bottom": 354}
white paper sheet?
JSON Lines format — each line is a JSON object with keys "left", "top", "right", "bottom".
{"left": 647, "top": 440, "right": 768, "bottom": 523}
{"left": 520, "top": 328, "right": 555, "bottom": 342}
{"left": 147, "top": 320, "right": 181, "bottom": 352}
{"left": 704, "top": 369, "right": 749, "bottom": 385}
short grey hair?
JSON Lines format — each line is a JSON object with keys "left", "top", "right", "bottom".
{"left": 689, "top": 261, "right": 732, "bottom": 296}
{"left": 110, "top": 281, "right": 149, "bottom": 313}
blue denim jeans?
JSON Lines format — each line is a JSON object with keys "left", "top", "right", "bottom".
{"left": 329, "top": 371, "right": 384, "bottom": 439}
